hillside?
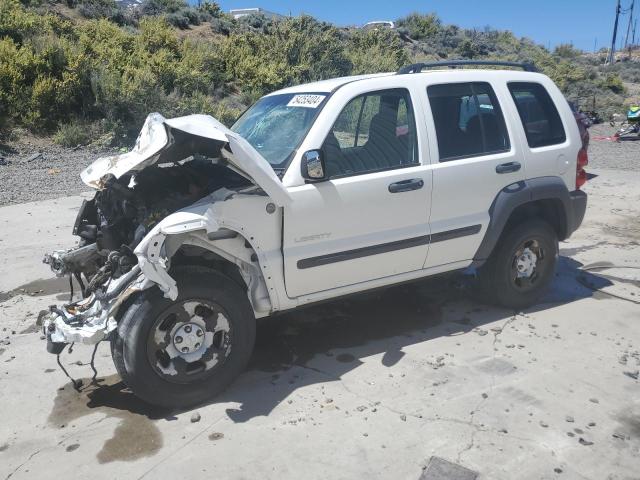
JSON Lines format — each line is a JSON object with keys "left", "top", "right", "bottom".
{"left": 1, "top": 0, "right": 640, "bottom": 147}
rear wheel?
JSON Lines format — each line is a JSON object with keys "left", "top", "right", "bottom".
{"left": 478, "top": 219, "right": 558, "bottom": 309}
{"left": 111, "top": 266, "right": 255, "bottom": 408}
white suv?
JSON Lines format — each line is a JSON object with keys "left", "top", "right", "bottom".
{"left": 43, "top": 61, "right": 588, "bottom": 407}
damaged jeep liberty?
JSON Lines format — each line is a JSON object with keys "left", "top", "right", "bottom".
{"left": 43, "top": 61, "right": 588, "bottom": 407}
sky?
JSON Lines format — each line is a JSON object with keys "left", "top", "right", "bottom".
{"left": 216, "top": 0, "right": 638, "bottom": 52}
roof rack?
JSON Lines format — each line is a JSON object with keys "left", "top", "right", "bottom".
{"left": 397, "top": 60, "right": 538, "bottom": 75}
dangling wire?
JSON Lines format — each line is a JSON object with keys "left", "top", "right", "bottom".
{"left": 56, "top": 348, "right": 82, "bottom": 391}
{"left": 89, "top": 342, "right": 100, "bottom": 385}
{"left": 56, "top": 342, "right": 102, "bottom": 391}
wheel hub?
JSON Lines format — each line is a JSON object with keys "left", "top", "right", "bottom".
{"left": 172, "top": 322, "right": 205, "bottom": 354}
{"left": 149, "top": 300, "right": 232, "bottom": 382}
{"left": 164, "top": 315, "right": 213, "bottom": 364}
{"left": 515, "top": 247, "right": 537, "bottom": 278}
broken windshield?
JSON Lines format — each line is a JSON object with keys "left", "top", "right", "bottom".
{"left": 231, "top": 93, "right": 327, "bottom": 169}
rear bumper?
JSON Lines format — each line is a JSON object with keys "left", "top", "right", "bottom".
{"left": 566, "top": 190, "right": 587, "bottom": 237}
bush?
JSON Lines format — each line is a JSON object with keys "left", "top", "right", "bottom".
{"left": 234, "top": 13, "right": 275, "bottom": 33}
{"left": 396, "top": 13, "right": 441, "bottom": 40}
{"left": 346, "top": 29, "right": 408, "bottom": 74}
{"left": 171, "top": 91, "right": 242, "bottom": 126}
{"left": 210, "top": 15, "right": 234, "bottom": 35}
{"left": 554, "top": 43, "right": 581, "bottom": 59}
{"left": 140, "top": 0, "right": 186, "bottom": 16}
{"left": 77, "top": 0, "right": 118, "bottom": 20}
{"left": 53, "top": 119, "right": 91, "bottom": 146}
{"left": 166, "top": 11, "right": 189, "bottom": 29}
{"left": 222, "top": 16, "right": 351, "bottom": 95}
{"left": 1, "top": 0, "right": 636, "bottom": 144}
{"left": 198, "top": 1, "right": 221, "bottom": 18}
{"left": 600, "top": 73, "right": 625, "bottom": 93}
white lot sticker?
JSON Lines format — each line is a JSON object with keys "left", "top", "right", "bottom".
{"left": 287, "top": 94, "right": 326, "bottom": 108}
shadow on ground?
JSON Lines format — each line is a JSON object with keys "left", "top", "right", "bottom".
{"left": 48, "top": 255, "right": 613, "bottom": 430}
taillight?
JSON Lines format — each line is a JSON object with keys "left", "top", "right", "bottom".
{"left": 576, "top": 147, "right": 588, "bottom": 189}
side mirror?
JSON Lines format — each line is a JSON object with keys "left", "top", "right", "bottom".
{"left": 301, "top": 150, "right": 326, "bottom": 182}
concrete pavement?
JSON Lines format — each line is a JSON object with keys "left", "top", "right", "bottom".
{"left": 0, "top": 168, "right": 639, "bottom": 480}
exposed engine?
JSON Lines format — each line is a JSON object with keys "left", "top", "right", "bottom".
{"left": 47, "top": 158, "right": 249, "bottom": 289}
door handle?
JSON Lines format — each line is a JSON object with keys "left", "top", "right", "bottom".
{"left": 388, "top": 178, "right": 424, "bottom": 193}
{"left": 495, "top": 161, "right": 521, "bottom": 174}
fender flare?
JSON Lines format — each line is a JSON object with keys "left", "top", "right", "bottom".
{"left": 472, "top": 176, "right": 584, "bottom": 265}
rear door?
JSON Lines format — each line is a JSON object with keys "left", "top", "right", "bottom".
{"left": 423, "top": 81, "right": 524, "bottom": 268}
{"left": 282, "top": 88, "right": 432, "bottom": 298}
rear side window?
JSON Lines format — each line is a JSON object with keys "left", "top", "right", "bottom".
{"left": 508, "top": 82, "right": 566, "bottom": 148}
{"left": 427, "top": 82, "right": 510, "bottom": 161}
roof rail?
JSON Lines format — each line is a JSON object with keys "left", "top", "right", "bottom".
{"left": 397, "top": 60, "right": 538, "bottom": 74}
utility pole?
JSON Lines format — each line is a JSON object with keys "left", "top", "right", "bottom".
{"left": 624, "top": 0, "right": 635, "bottom": 52}
{"left": 607, "top": 0, "right": 622, "bottom": 64}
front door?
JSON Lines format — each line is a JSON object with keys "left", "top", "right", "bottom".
{"left": 282, "top": 88, "right": 432, "bottom": 298}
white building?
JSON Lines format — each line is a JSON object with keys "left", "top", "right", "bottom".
{"left": 229, "top": 7, "right": 285, "bottom": 20}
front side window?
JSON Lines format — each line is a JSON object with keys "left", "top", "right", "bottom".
{"left": 427, "top": 82, "right": 510, "bottom": 161}
{"left": 508, "top": 82, "right": 566, "bottom": 148}
{"left": 322, "top": 89, "right": 418, "bottom": 178}
{"left": 232, "top": 93, "right": 327, "bottom": 169}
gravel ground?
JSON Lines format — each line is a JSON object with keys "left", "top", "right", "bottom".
{"left": 587, "top": 123, "right": 640, "bottom": 171}
{"left": 0, "top": 137, "right": 116, "bottom": 206}
{"left": 0, "top": 123, "right": 637, "bottom": 206}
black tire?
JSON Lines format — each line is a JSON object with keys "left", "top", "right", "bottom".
{"left": 111, "top": 266, "right": 255, "bottom": 408}
{"left": 478, "top": 219, "right": 558, "bottom": 309}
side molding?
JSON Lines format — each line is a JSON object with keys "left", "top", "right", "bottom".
{"left": 297, "top": 225, "right": 481, "bottom": 270}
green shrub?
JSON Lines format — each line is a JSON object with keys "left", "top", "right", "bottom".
{"left": 166, "top": 11, "right": 189, "bottom": 29}
{"left": 53, "top": 119, "right": 91, "bottom": 146}
{"left": 77, "top": 0, "right": 118, "bottom": 20}
{"left": 210, "top": 15, "right": 234, "bottom": 35}
{"left": 174, "top": 39, "right": 225, "bottom": 95}
{"left": 346, "top": 29, "right": 408, "bottom": 74}
{"left": 600, "top": 73, "right": 625, "bottom": 93}
{"left": 554, "top": 43, "right": 581, "bottom": 59}
{"left": 1, "top": 0, "right": 635, "bottom": 144}
{"left": 396, "top": 13, "right": 441, "bottom": 40}
{"left": 172, "top": 92, "right": 242, "bottom": 126}
{"left": 198, "top": 1, "right": 221, "bottom": 18}
{"left": 140, "top": 0, "right": 186, "bottom": 16}
{"left": 222, "top": 16, "right": 351, "bottom": 95}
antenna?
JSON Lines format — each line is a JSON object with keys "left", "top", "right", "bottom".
{"left": 607, "top": 0, "right": 622, "bottom": 64}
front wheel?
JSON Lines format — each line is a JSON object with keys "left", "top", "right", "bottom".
{"left": 478, "top": 219, "right": 558, "bottom": 309}
{"left": 111, "top": 266, "right": 256, "bottom": 408}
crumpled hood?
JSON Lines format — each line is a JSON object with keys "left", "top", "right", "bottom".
{"left": 80, "top": 113, "right": 292, "bottom": 206}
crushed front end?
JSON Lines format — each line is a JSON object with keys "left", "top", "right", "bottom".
{"left": 41, "top": 113, "right": 269, "bottom": 354}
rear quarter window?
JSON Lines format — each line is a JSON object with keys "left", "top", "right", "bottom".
{"left": 508, "top": 82, "right": 566, "bottom": 148}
